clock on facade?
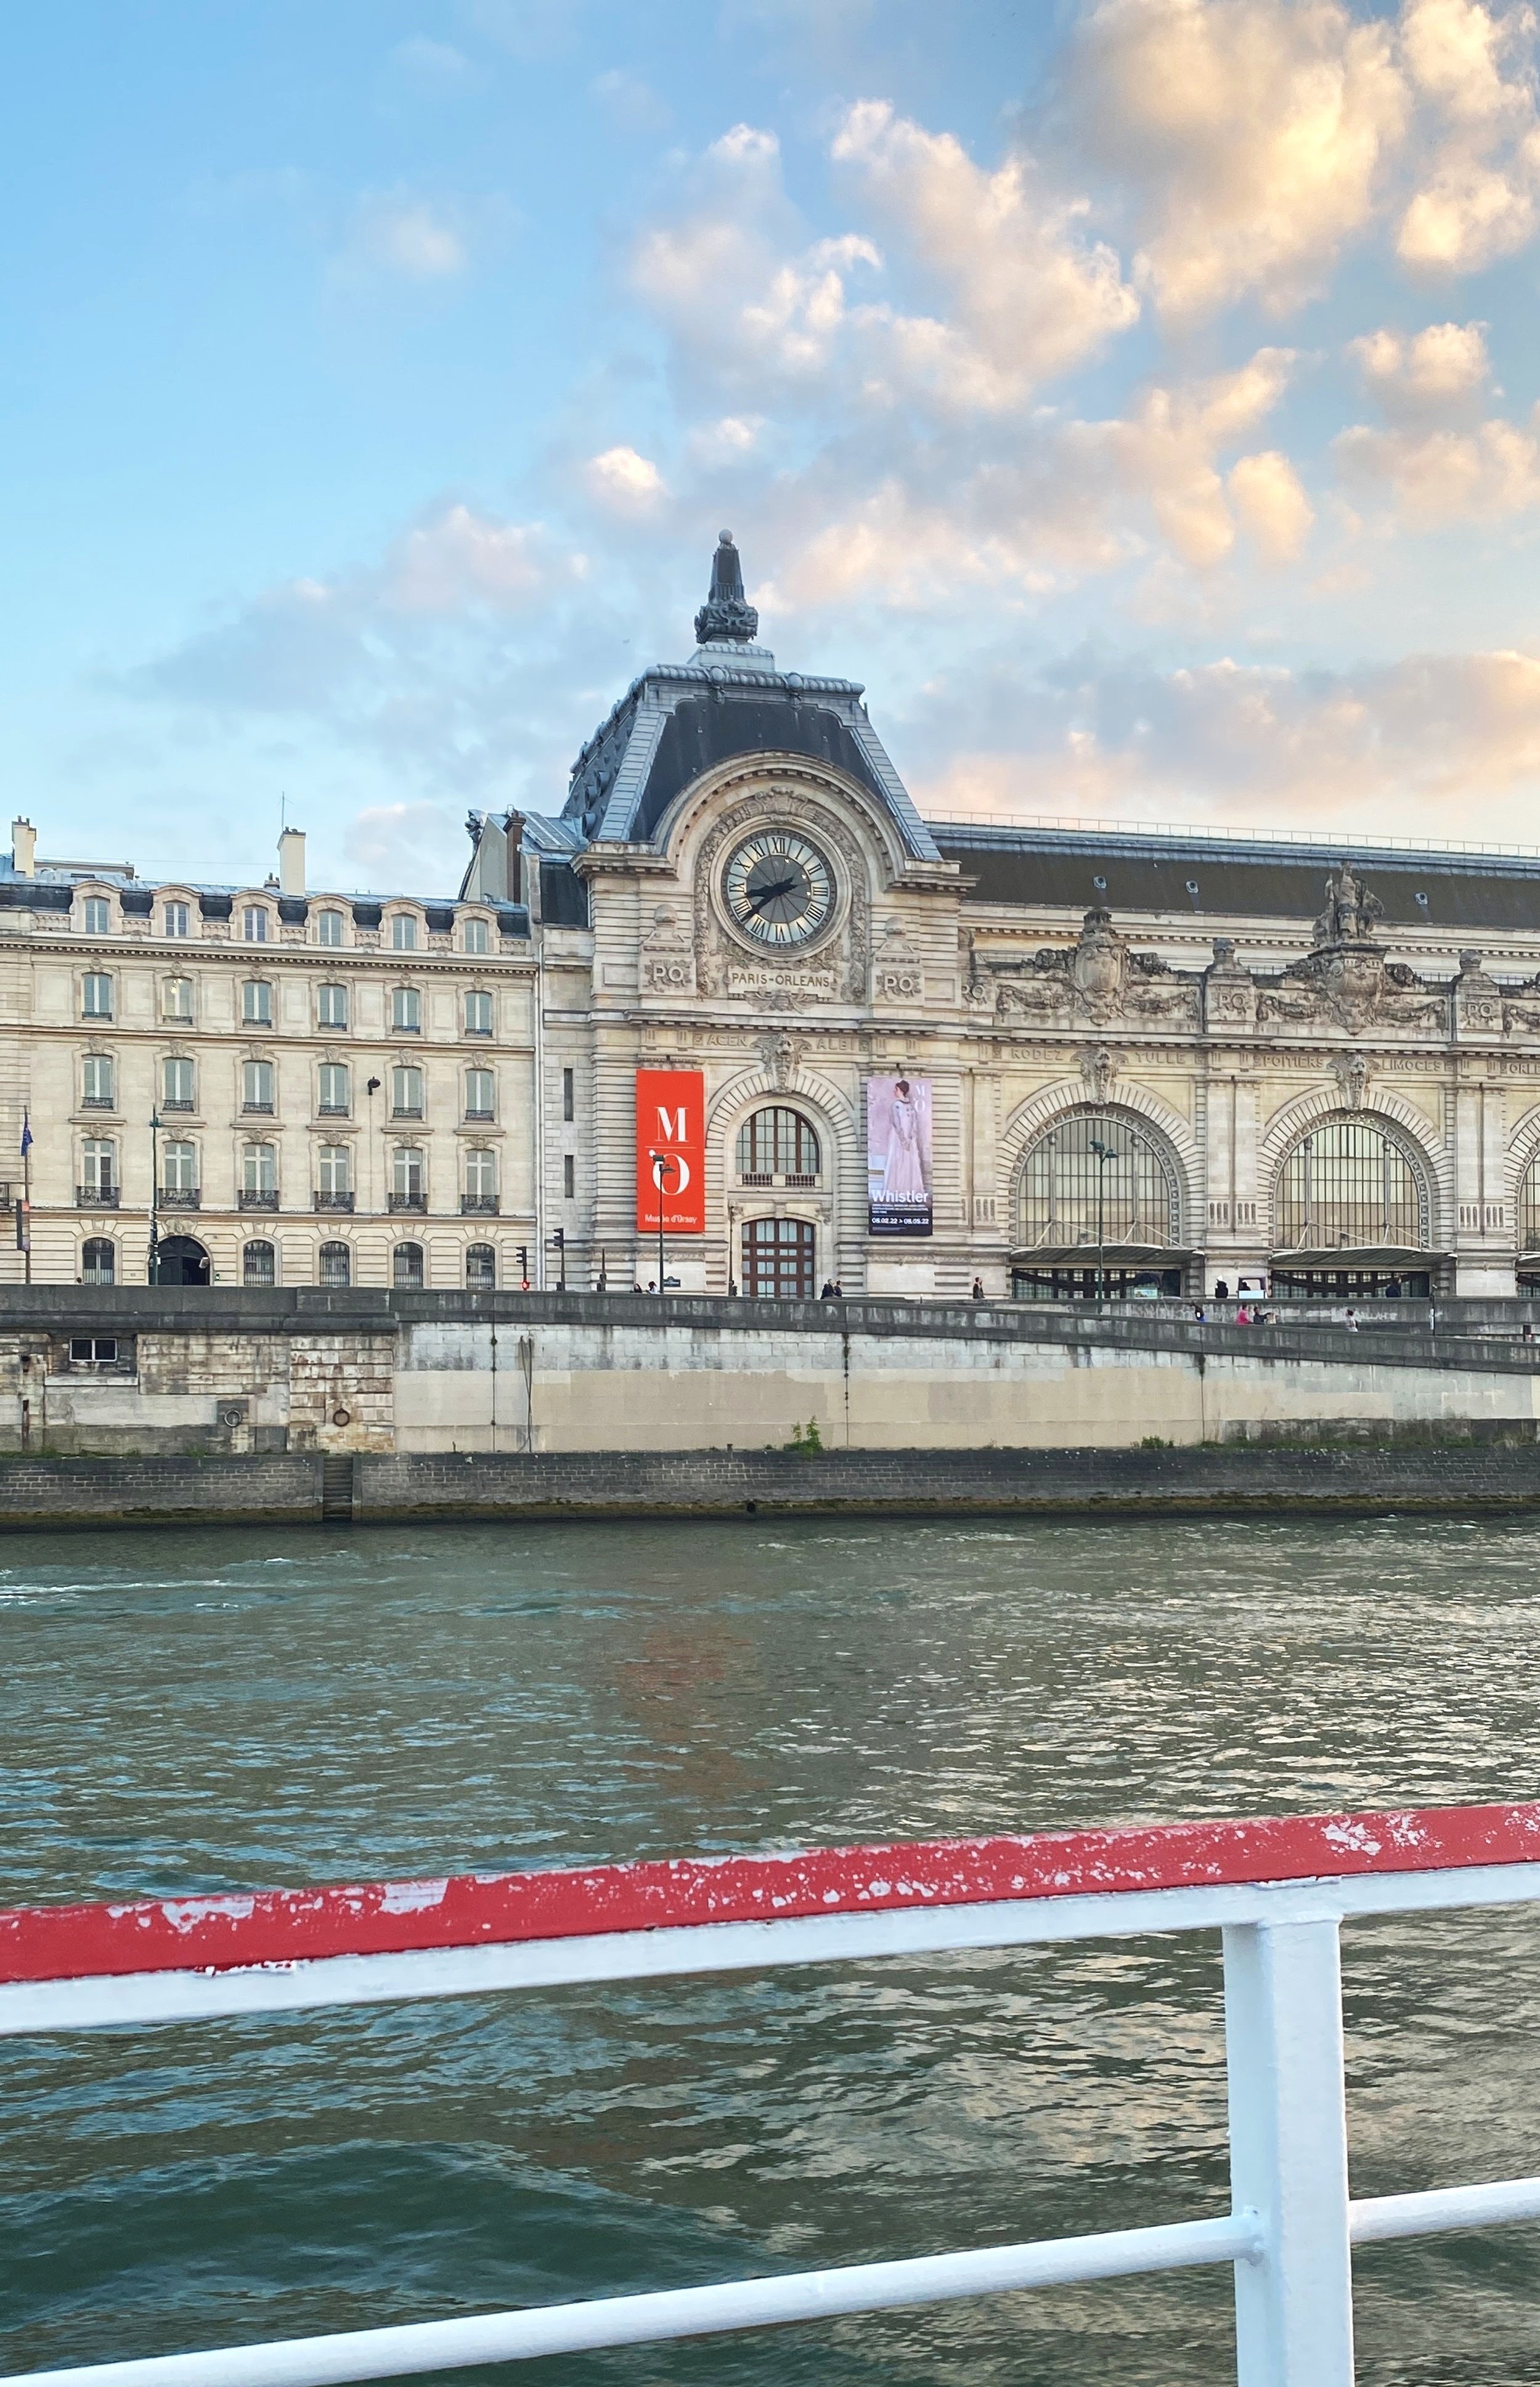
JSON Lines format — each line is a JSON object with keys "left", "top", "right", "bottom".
{"left": 722, "top": 831, "right": 835, "bottom": 949}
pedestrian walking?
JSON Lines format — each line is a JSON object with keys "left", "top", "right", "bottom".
{"left": 971, "top": 1276, "right": 985, "bottom": 1300}
{"left": 1345, "top": 1307, "right": 1359, "bottom": 1331}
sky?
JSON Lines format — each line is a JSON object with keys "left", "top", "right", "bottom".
{"left": 12, "top": 0, "right": 1540, "bottom": 895}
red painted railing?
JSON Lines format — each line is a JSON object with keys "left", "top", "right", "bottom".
{"left": 4, "top": 1800, "right": 1540, "bottom": 1985}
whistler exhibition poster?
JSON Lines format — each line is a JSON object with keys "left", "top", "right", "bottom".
{"left": 866, "top": 1075, "right": 933, "bottom": 1236}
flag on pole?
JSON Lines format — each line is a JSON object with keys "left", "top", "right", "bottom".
{"left": 20, "top": 1111, "right": 31, "bottom": 1157}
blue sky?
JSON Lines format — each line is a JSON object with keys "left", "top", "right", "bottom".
{"left": 11, "top": 0, "right": 1540, "bottom": 894}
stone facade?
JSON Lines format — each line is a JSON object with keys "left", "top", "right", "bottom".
{"left": 457, "top": 539, "right": 1540, "bottom": 1304}
{"left": 0, "top": 828, "right": 539, "bottom": 1292}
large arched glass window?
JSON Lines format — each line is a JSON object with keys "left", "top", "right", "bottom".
{"left": 81, "top": 1237, "right": 115, "bottom": 1285}
{"left": 736, "top": 1106, "right": 820, "bottom": 1185}
{"left": 243, "top": 1239, "right": 276, "bottom": 1286}
{"left": 1522, "top": 1159, "right": 1540, "bottom": 1256}
{"left": 319, "top": 1241, "right": 351, "bottom": 1288}
{"left": 1017, "top": 1109, "right": 1180, "bottom": 1251}
{"left": 393, "top": 1241, "right": 425, "bottom": 1289}
{"left": 1274, "top": 1116, "right": 1428, "bottom": 1251}
{"left": 466, "top": 1242, "right": 495, "bottom": 1289}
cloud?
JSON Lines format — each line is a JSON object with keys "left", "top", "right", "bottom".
{"left": 1227, "top": 449, "right": 1315, "bottom": 559}
{"left": 1060, "top": 0, "right": 1408, "bottom": 320}
{"left": 584, "top": 445, "right": 668, "bottom": 513}
{"left": 1397, "top": 0, "right": 1540, "bottom": 271}
{"left": 1347, "top": 318, "right": 1492, "bottom": 414}
{"left": 590, "top": 67, "right": 672, "bottom": 134}
{"left": 905, "top": 643, "right": 1540, "bottom": 836}
{"left": 829, "top": 100, "right": 1139, "bottom": 410}
{"left": 381, "top": 38, "right": 477, "bottom": 98}
{"left": 1337, "top": 410, "right": 1540, "bottom": 521}
{"left": 686, "top": 414, "right": 766, "bottom": 468}
{"left": 339, "top": 191, "right": 469, "bottom": 279}
{"left": 381, "top": 505, "right": 583, "bottom": 612}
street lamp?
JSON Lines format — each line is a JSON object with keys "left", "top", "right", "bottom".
{"left": 147, "top": 1108, "right": 161, "bottom": 1286}
{"left": 650, "top": 1151, "right": 677, "bottom": 1293}
{"left": 1087, "top": 1132, "right": 1115, "bottom": 1305}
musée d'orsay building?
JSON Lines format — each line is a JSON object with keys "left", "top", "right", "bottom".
{"left": 10, "top": 529, "right": 1540, "bottom": 1303}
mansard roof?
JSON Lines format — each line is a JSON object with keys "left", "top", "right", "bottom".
{"left": 554, "top": 534, "right": 940, "bottom": 862}
{"left": 937, "top": 819, "right": 1540, "bottom": 936}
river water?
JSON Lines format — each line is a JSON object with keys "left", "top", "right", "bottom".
{"left": 3, "top": 1515, "right": 1540, "bottom": 2383}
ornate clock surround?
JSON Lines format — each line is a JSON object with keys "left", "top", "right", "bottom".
{"left": 690, "top": 772, "right": 873, "bottom": 1006}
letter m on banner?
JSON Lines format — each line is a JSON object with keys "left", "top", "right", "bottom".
{"left": 635, "top": 1069, "right": 706, "bottom": 1233}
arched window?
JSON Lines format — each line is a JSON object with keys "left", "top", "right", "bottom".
{"left": 243, "top": 1239, "right": 276, "bottom": 1286}
{"left": 466, "top": 1242, "right": 495, "bottom": 1288}
{"left": 1017, "top": 1108, "right": 1181, "bottom": 1252}
{"left": 82, "top": 1054, "right": 114, "bottom": 1108}
{"left": 161, "top": 976, "right": 193, "bottom": 1021}
{"left": 391, "top": 1064, "right": 423, "bottom": 1118}
{"left": 392, "top": 986, "right": 421, "bottom": 1033}
{"left": 315, "top": 908, "right": 344, "bottom": 948}
{"left": 318, "top": 1062, "right": 349, "bottom": 1115}
{"left": 736, "top": 1106, "right": 820, "bottom": 1185}
{"left": 465, "top": 989, "right": 493, "bottom": 1035}
{"left": 391, "top": 1146, "right": 425, "bottom": 1209}
{"left": 464, "top": 1067, "right": 494, "bottom": 1119}
{"left": 81, "top": 895, "right": 111, "bottom": 935}
{"left": 393, "top": 1241, "right": 425, "bottom": 1288}
{"left": 1274, "top": 1116, "right": 1428, "bottom": 1252}
{"left": 162, "top": 1055, "right": 194, "bottom": 1110}
{"left": 81, "top": 1138, "right": 116, "bottom": 1198}
{"left": 389, "top": 912, "right": 419, "bottom": 952}
{"left": 242, "top": 904, "right": 270, "bottom": 943}
{"left": 1522, "top": 1159, "right": 1540, "bottom": 1257}
{"left": 463, "top": 916, "right": 490, "bottom": 956}
{"left": 242, "top": 979, "right": 272, "bottom": 1026}
{"left": 81, "top": 1237, "right": 115, "bottom": 1285}
{"left": 319, "top": 1240, "right": 351, "bottom": 1288}
{"left": 83, "top": 972, "right": 114, "bottom": 1019}
{"left": 242, "top": 1058, "right": 274, "bottom": 1112}
{"left": 317, "top": 982, "right": 348, "bottom": 1028}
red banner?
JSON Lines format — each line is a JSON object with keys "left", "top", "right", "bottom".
{"left": 635, "top": 1068, "right": 706, "bottom": 1233}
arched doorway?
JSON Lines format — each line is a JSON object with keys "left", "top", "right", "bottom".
{"left": 155, "top": 1233, "right": 210, "bottom": 1287}
{"left": 743, "top": 1217, "right": 816, "bottom": 1299}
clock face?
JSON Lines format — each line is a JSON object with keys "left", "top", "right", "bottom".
{"left": 722, "top": 831, "right": 835, "bottom": 949}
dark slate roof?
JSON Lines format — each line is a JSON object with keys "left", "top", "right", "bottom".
{"left": 934, "top": 822, "right": 1540, "bottom": 934}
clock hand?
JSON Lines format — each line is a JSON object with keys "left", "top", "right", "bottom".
{"left": 746, "top": 875, "right": 798, "bottom": 915}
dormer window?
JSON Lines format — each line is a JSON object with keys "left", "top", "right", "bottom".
{"left": 316, "top": 908, "right": 344, "bottom": 948}
{"left": 390, "top": 913, "right": 418, "bottom": 952}
{"left": 242, "top": 905, "right": 270, "bottom": 942}
{"left": 462, "top": 916, "right": 490, "bottom": 955}
{"left": 163, "top": 900, "right": 190, "bottom": 939}
{"left": 82, "top": 896, "right": 110, "bottom": 935}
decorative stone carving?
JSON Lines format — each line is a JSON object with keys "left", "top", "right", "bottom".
{"left": 975, "top": 908, "right": 1200, "bottom": 1029}
{"left": 1456, "top": 950, "right": 1504, "bottom": 1034}
{"left": 1313, "top": 860, "right": 1385, "bottom": 945}
{"left": 1204, "top": 937, "right": 1257, "bottom": 1030}
{"left": 756, "top": 1032, "right": 807, "bottom": 1090}
{"left": 639, "top": 906, "right": 696, "bottom": 996}
{"left": 1080, "top": 1044, "right": 1118, "bottom": 1102}
{"left": 1256, "top": 872, "right": 1444, "bottom": 1035}
{"left": 874, "top": 920, "right": 924, "bottom": 1003}
{"left": 1332, "top": 1052, "right": 1370, "bottom": 1111}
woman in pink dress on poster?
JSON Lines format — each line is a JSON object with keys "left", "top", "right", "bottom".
{"left": 882, "top": 1080, "right": 927, "bottom": 1204}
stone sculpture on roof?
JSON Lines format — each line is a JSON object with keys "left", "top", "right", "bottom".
{"left": 694, "top": 530, "right": 760, "bottom": 647}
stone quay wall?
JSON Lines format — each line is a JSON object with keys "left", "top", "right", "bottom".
{"left": 5, "top": 1286, "right": 1540, "bottom": 1466}
{"left": 4, "top": 1441, "right": 1540, "bottom": 1532}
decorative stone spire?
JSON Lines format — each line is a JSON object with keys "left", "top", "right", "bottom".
{"left": 694, "top": 529, "right": 759, "bottom": 646}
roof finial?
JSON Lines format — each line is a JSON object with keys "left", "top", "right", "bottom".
{"left": 694, "top": 528, "right": 759, "bottom": 646}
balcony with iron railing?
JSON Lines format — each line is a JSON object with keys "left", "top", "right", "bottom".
{"left": 387, "top": 1191, "right": 427, "bottom": 1214}
{"left": 238, "top": 1188, "right": 279, "bottom": 1210}
{"left": 461, "top": 1193, "right": 500, "bottom": 1214}
{"left": 158, "top": 1186, "right": 200, "bottom": 1210}
{"left": 75, "top": 1184, "right": 118, "bottom": 1208}
{"left": 314, "top": 1189, "right": 354, "bottom": 1212}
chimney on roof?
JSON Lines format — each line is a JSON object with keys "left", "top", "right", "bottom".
{"left": 11, "top": 819, "right": 35, "bottom": 878}
{"left": 277, "top": 826, "right": 306, "bottom": 896}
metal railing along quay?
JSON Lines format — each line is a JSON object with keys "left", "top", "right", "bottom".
{"left": 4, "top": 1802, "right": 1540, "bottom": 2385}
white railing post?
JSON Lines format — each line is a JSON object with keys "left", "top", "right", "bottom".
{"left": 1223, "top": 1916, "right": 1355, "bottom": 2387}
